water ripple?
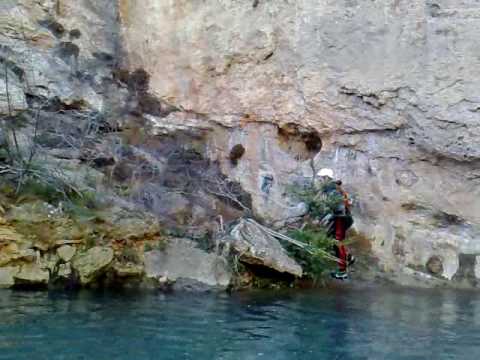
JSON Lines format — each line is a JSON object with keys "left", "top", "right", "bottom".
{"left": 0, "top": 288, "right": 480, "bottom": 359}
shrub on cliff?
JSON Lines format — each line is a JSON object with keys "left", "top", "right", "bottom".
{"left": 285, "top": 179, "right": 353, "bottom": 281}
{"left": 287, "top": 181, "right": 344, "bottom": 219}
{"left": 286, "top": 226, "right": 336, "bottom": 281}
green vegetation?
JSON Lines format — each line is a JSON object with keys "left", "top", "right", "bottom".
{"left": 15, "top": 177, "right": 67, "bottom": 204}
{"left": 288, "top": 181, "right": 343, "bottom": 218}
{"left": 285, "top": 180, "right": 348, "bottom": 281}
{"left": 287, "top": 226, "right": 337, "bottom": 282}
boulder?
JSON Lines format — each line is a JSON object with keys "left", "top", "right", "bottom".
{"left": 72, "top": 246, "right": 114, "bottom": 285}
{"left": 14, "top": 263, "right": 49, "bottom": 286}
{"left": 230, "top": 219, "right": 303, "bottom": 277}
{"left": 0, "top": 266, "right": 20, "bottom": 288}
{"left": 144, "top": 238, "right": 231, "bottom": 289}
{"left": 57, "top": 245, "right": 76, "bottom": 262}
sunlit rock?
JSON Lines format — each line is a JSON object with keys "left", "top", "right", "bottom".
{"left": 72, "top": 247, "right": 114, "bottom": 285}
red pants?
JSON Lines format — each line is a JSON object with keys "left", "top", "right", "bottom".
{"left": 335, "top": 217, "right": 348, "bottom": 272}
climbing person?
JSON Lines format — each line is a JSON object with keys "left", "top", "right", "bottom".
{"left": 331, "top": 180, "right": 355, "bottom": 280}
{"left": 313, "top": 169, "right": 355, "bottom": 279}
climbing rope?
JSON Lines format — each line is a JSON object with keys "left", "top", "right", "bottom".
{"left": 240, "top": 219, "right": 343, "bottom": 264}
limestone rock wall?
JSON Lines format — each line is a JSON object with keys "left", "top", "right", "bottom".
{"left": 120, "top": 0, "right": 480, "bottom": 282}
{"left": 2, "top": 0, "right": 480, "bottom": 286}
{"left": 0, "top": 0, "right": 120, "bottom": 113}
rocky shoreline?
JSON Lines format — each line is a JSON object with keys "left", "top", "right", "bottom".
{"left": 2, "top": 0, "right": 480, "bottom": 290}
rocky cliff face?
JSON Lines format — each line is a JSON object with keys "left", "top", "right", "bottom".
{"left": 1, "top": 0, "right": 480, "bottom": 288}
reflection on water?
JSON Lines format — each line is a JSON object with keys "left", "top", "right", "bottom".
{"left": 1, "top": 287, "right": 480, "bottom": 359}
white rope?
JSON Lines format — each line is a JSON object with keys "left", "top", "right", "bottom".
{"left": 241, "top": 218, "right": 343, "bottom": 264}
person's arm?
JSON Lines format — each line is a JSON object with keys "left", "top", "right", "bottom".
{"left": 343, "top": 191, "right": 352, "bottom": 210}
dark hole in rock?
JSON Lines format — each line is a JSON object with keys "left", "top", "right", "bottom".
{"left": 128, "top": 68, "right": 150, "bottom": 93}
{"left": 263, "top": 51, "right": 274, "bottom": 61}
{"left": 69, "top": 29, "right": 82, "bottom": 39}
{"left": 252, "top": 0, "right": 260, "bottom": 8}
{"left": 426, "top": 255, "right": 443, "bottom": 275}
{"left": 42, "top": 97, "right": 88, "bottom": 112}
{"left": 229, "top": 144, "right": 245, "bottom": 166}
{"left": 57, "top": 42, "right": 80, "bottom": 60}
{"left": 93, "top": 52, "right": 114, "bottom": 63}
{"left": 278, "top": 123, "right": 322, "bottom": 161}
{"left": 93, "top": 157, "right": 116, "bottom": 168}
{"left": 112, "top": 68, "right": 131, "bottom": 85}
{"left": 137, "top": 93, "right": 164, "bottom": 116}
{"left": 432, "top": 211, "right": 464, "bottom": 227}
{"left": 303, "top": 132, "right": 322, "bottom": 152}
{"left": 113, "top": 161, "right": 133, "bottom": 182}
{"left": 240, "top": 263, "right": 296, "bottom": 286}
{"left": 38, "top": 19, "right": 65, "bottom": 37}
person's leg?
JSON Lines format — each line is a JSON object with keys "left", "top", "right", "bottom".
{"left": 337, "top": 244, "right": 347, "bottom": 272}
{"left": 335, "top": 217, "right": 347, "bottom": 272}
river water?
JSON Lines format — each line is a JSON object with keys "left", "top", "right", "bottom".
{"left": 1, "top": 286, "right": 479, "bottom": 359}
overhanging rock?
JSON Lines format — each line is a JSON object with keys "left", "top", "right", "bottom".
{"left": 230, "top": 219, "right": 303, "bottom": 277}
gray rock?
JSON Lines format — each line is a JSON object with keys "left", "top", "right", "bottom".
{"left": 230, "top": 219, "right": 303, "bottom": 277}
{"left": 144, "top": 238, "right": 231, "bottom": 289}
{"left": 6, "top": 0, "right": 480, "bottom": 288}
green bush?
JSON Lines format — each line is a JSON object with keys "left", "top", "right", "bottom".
{"left": 288, "top": 181, "right": 343, "bottom": 218}
{"left": 284, "top": 180, "right": 351, "bottom": 281}
{"left": 287, "top": 226, "right": 336, "bottom": 281}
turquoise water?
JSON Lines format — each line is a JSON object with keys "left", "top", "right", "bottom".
{"left": 1, "top": 287, "right": 480, "bottom": 359}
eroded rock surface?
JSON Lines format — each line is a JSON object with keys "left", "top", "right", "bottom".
{"left": 1, "top": 0, "right": 480, "bottom": 288}
{"left": 120, "top": 0, "right": 480, "bottom": 284}
{"left": 72, "top": 246, "right": 114, "bottom": 285}
{"left": 230, "top": 219, "right": 303, "bottom": 278}
{"left": 14, "top": 263, "right": 49, "bottom": 286}
{"left": 144, "top": 238, "right": 231, "bottom": 289}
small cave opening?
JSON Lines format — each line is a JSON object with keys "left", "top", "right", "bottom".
{"left": 240, "top": 262, "right": 297, "bottom": 288}
{"left": 229, "top": 144, "right": 245, "bottom": 166}
{"left": 278, "top": 123, "right": 322, "bottom": 161}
